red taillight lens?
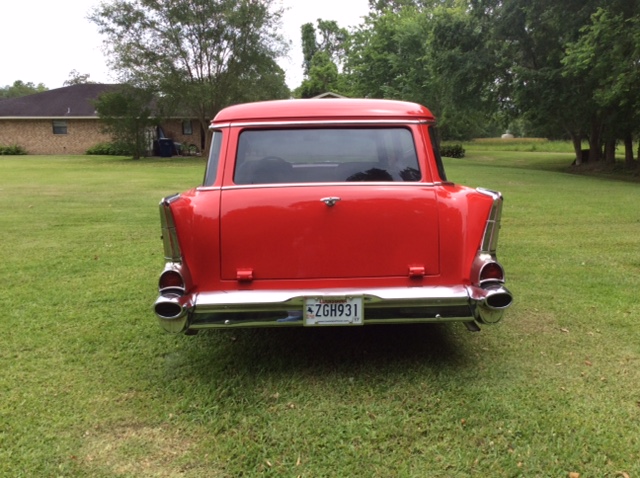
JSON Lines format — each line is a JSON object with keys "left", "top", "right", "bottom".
{"left": 159, "top": 270, "right": 184, "bottom": 290}
{"left": 480, "top": 262, "right": 504, "bottom": 282}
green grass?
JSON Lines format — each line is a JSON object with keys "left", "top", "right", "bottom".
{"left": 1, "top": 152, "right": 639, "bottom": 477}
{"left": 463, "top": 138, "right": 581, "bottom": 153}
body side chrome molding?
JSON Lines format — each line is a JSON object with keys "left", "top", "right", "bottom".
{"left": 159, "top": 194, "right": 183, "bottom": 263}
{"left": 476, "top": 188, "right": 503, "bottom": 254}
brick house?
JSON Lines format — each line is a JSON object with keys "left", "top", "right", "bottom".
{"left": 0, "top": 84, "right": 204, "bottom": 155}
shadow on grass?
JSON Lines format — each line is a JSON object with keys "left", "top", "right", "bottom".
{"left": 179, "top": 323, "right": 474, "bottom": 381}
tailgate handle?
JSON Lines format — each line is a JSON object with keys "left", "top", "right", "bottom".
{"left": 321, "top": 197, "right": 341, "bottom": 207}
{"left": 237, "top": 269, "right": 254, "bottom": 281}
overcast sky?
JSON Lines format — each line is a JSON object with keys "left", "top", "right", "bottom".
{"left": 0, "top": 0, "right": 370, "bottom": 90}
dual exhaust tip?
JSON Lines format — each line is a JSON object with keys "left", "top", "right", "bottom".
{"left": 154, "top": 295, "right": 189, "bottom": 333}
{"left": 474, "top": 283, "right": 513, "bottom": 324}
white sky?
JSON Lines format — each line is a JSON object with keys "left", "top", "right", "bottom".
{"left": 0, "top": 0, "right": 370, "bottom": 90}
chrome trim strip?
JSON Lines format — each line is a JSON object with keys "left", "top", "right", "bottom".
{"left": 193, "top": 286, "right": 471, "bottom": 312}
{"left": 209, "top": 119, "right": 434, "bottom": 129}
{"left": 189, "top": 316, "right": 473, "bottom": 329}
{"left": 476, "top": 188, "right": 503, "bottom": 253}
{"left": 159, "top": 194, "right": 182, "bottom": 263}
{"left": 219, "top": 182, "right": 435, "bottom": 191}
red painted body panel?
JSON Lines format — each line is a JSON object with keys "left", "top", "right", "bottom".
{"left": 212, "top": 99, "right": 435, "bottom": 124}
{"left": 220, "top": 184, "right": 440, "bottom": 280}
{"left": 171, "top": 184, "right": 491, "bottom": 292}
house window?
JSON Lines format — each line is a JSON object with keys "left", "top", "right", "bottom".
{"left": 182, "top": 120, "right": 193, "bottom": 135}
{"left": 52, "top": 120, "right": 68, "bottom": 135}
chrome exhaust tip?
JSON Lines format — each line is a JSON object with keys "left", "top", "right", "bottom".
{"left": 473, "top": 284, "right": 513, "bottom": 324}
{"left": 154, "top": 295, "right": 189, "bottom": 333}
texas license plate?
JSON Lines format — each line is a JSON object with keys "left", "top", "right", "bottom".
{"left": 304, "top": 296, "right": 363, "bottom": 326}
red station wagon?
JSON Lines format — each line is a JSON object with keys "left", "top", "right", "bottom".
{"left": 153, "top": 99, "right": 513, "bottom": 334}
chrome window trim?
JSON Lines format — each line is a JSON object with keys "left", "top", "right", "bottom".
{"left": 210, "top": 119, "right": 434, "bottom": 129}
{"left": 216, "top": 182, "right": 435, "bottom": 191}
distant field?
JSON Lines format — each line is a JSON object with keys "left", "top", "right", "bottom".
{"left": 463, "top": 138, "right": 581, "bottom": 153}
{"left": 1, "top": 153, "right": 639, "bottom": 477}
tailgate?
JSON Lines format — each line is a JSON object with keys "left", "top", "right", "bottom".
{"left": 220, "top": 185, "right": 439, "bottom": 280}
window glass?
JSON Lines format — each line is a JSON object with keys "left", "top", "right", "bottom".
{"left": 52, "top": 120, "right": 67, "bottom": 135}
{"left": 234, "top": 128, "right": 421, "bottom": 184}
{"left": 203, "top": 130, "right": 223, "bottom": 186}
{"left": 182, "top": 120, "right": 193, "bottom": 135}
{"left": 428, "top": 126, "right": 447, "bottom": 182}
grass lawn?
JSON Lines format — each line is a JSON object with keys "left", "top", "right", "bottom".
{"left": 1, "top": 151, "right": 639, "bottom": 477}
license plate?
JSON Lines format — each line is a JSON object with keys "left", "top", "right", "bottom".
{"left": 304, "top": 296, "right": 363, "bottom": 326}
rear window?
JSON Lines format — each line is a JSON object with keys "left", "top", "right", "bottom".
{"left": 234, "top": 128, "right": 421, "bottom": 184}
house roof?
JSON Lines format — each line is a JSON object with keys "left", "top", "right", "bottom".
{"left": 0, "top": 83, "right": 121, "bottom": 119}
{"left": 312, "top": 92, "right": 348, "bottom": 99}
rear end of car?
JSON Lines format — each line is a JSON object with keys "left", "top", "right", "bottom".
{"left": 153, "top": 99, "right": 512, "bottom": 334}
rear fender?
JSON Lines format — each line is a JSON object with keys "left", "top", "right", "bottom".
{"left": 437, "top": 186, "right": 497, "bottom": 283}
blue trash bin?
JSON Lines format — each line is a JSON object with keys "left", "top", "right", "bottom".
{"left": 158, "top": 138, "right": 173, "bottom": 158}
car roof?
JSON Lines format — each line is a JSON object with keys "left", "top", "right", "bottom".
{"left": 212, "top": 98, "right": 435, "bottom": 124}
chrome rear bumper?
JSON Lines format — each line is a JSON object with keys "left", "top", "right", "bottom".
{"left": 154, "top": 284, "right": 512, "bottom": 333}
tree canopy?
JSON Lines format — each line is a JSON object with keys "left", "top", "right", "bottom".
{"left": 0, "top": 80, "right": 48, "bottom": 99}
{"left": 305, "top": 0, "right": 640, "bottom": 165}
{"left": 296, "top": 19, "right": 350, "bottom": 98}
{"left": 90, "top": 0, "right": 290, "bottom": 151}
{"left": 93, "top": 85, "right": 158, "bottom": 160}
{"left": 63, "top": 70, "right": 94, "bottom": 86}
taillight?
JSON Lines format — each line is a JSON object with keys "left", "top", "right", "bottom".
{"left": 480, "top": 262, "right": 504, "bottom": 282}
{"left": 159, "top": 269, "right": 185, "bottom": 292}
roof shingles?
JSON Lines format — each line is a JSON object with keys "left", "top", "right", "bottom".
{"left": 0, "top": 84, "right": 120, "bottom": 118}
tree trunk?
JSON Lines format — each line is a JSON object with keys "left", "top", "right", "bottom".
{"left": 588, "top": 120, "right": 602, "bottom": 162}
{"left": 624, "top": 133, "right": 635, "bottom": 168}
{"left": 570, "top": 131, "right": 583, "bottom": 165}
{"left": 604, "top": 138, "right": 616, "bottom": 164}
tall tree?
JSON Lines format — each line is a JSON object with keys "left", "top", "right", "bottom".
{"left": 94, "top": 85, "right": 158, "bottom": 159}
{"left": 0, "top": 80, "right": 47, "bottom": 99}
{"left": 297, "top": 19, "right": 350, "bottom": 97}
{"left": 347, "top": 5, "right": 498, "bottom": 139}
{"left": 473, "top": 0, "right": 639, "bottom": 163}
{"left": 90, "top": 0, "right": 289, "bottom": 152}
{"left": 563, "top": 7, "right": 640, "bottom": 167}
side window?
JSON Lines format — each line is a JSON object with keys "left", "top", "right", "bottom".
{"left": 203, "top": 130, "right": 223, "bottom": 186}
{"left": 52, "top": 120, "right": 67, "bottom": 135}
{"left": 428, "top": 126, "right": 447, "bottom": 182}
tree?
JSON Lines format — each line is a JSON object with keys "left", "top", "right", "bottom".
{"left": 472, "top": 0, "right": 640, "bottom": 164}
{"left": 297, "top": 51, "right": 341, "bottom": 98}
{"left": 94, "top": 85, "right": 158, "bottom": 159}
{"left": 90, "top": 0, "right": 289, "bottom": 153}
{"left": 0, "top": 80, "right": 47, "bottom": 99}
{"left": 563, "top": 7, "right": 640, "bottom": 167}
{"left": 63, "top": 70, "right": 94, "bottom": 86}
{"left": 346, "top": 5, "right": 498, "bottom": 139}
{"left": 297, "top": 19, "right": 350, "bottom": 97}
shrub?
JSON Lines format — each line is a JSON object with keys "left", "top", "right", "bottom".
{"left": 440, "top": 143, "right": 465, "bottom": 158}
{"left": 86, "top": 142, "right": 132, "bottom": 156}
{"left": 0, "top": 144, "right": 27, "bottom": 155}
